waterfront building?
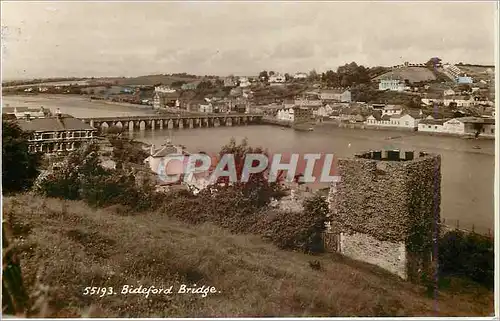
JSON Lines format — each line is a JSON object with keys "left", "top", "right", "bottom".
{"left": 276, "top": 108, "right": 294, "bottom": 122}
{"left": 2, "top": 106, "right": 52, "bottom": 119}
{"left": 365, "top": 113, "right": 420, "bottom": 130}
{"left": 16, "top": 110, "right": 97, "bottom": 154}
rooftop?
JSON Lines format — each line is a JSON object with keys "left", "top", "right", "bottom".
{"left": 16, "top": 116, "right": 95, "bottom": 132}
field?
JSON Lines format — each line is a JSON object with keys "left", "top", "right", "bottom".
{"left": 373, "top": 67, "right": 437, "bottom": 83}
{"left": 3, "top": 194, "right": 494, "bottom": 317}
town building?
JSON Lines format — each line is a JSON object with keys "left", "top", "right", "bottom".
{"left": 153, "top": 92, "right": 180, "bottom": 109}
{"left": 294, "top": 98, "right": 322, "bottom": 108}
{"left": 320, "top": 89, "right": 352, "bottom": 103}
{"left": 325, "top": 150, "right": 441, "bottom": 281}
{"left": 224, "top": 77, "right": 237, "bottom": 87}
{"left": 181, "top": 82, "right": 200, "bottom": 90}
{"left": 443, "top": 63, "right": 462, "bottom": 79}
{"left": 443, "top": 89, "right": 455, "bottom": 96}
{"left": 293, "top": 106, "right": 313, "bottom": 127}
{"left": 365, "top": 113, "right": 420, "bottom": 130}
{"left": 418, "top": 118, "right": 449, "bottom": 133}
{"left": 313, "top": 106, "right": 329, "bottom": 118}
{"left": 378, "top": 79, "right": 405, "bottom": 92}
{"left": 269, "top": 74, "right": 286, "bottom": 84}
{"left": 293, "top": 72, "right": 308, "bottom": 80}
{"left": 144, "top": 141, "right": 216, "bottom": 193}
{"left": 443, "top": 95, "right": 474, "bottom": 108}
{"left": 276, "top": 108, "right": 295, "bottom": 122}
{"left": 2, "top": 106, "right": 52, "bottom": 119}
{"left": 381, "top": 105, "right": 403, "bottom": 116}
{"left": 457, "top": 76, "right": 473, "bottom": 84}
{"left": 199, "top": 103, "right": 213, "bottom": 113}
{"left": 154, "top": 85, "right": 176, "bottom": 93}
{"left": 15, "top": 111, "right": 97, "bottom": 154}
{"left": 239, "top": 77, "right": 251, "bottom": 88}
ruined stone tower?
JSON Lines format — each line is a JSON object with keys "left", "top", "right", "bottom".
{"left": 326, "top": 150, "right": 441, "bottom": 281}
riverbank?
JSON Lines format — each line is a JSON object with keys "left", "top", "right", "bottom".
{"left": 3, "top": 194, "right": 494, "bottom": 317}
{"left": 262, "top": 118, "right": 495, "bottom": 140}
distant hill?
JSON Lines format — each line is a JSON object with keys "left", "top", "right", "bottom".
{"left": 373, "top": 67, "right": 437, "bottom": 83}
{"left": 99, "top": 74, "right": 202, "bottom": 86}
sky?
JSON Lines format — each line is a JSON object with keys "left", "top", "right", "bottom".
{"left": 1, "top": 1, "right": 497, "bottom": 80}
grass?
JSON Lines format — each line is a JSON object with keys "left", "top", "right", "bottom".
{"left": 2, "top": 194, "right": 494, "bottom": 317}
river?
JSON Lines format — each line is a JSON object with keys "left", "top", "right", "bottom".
{"left": 2, "top": 95, "right": 495, "bottom": 233}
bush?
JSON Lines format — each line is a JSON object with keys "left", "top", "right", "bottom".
{"left": 35, "top": 142, "right": 158, "bottom": 212}
{"left": 438, "top": 230, "right": 494, "bottom": 288}
{"left": 258, "top": 193, "right": 328, "bottom": 253}
{"left": 2, "top": 121, "right": 42, "bottom": 194}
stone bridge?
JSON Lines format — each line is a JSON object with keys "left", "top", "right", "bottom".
{"left": 79, "top": 113, "right": 264, "bottom": 131}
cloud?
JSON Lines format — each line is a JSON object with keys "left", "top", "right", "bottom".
{"left": 1, "top": 1, "right": 495, "bottom": 79}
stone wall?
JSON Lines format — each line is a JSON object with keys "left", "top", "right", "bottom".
{"left": 328, "top": 150, "right": 441, "bottom": 281}
{"left": 340, "top": 232, "right": 407, "bottom": 279}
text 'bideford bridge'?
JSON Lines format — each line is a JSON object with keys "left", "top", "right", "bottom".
{"left": 79, "top": 113, "right": 264, "bottom": 131}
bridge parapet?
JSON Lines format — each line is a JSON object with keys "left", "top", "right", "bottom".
{"left": 80, "top": 114, "right": 263, "bottom": 131}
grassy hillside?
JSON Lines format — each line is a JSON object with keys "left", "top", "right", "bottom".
{"left": 373, "top": 67, "right": 437, "bottom": 83}
{"left": 3, "top": 194, "right": 493, "bottom": 317}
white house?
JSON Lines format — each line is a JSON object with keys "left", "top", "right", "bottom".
{"left": 443, "top": 89, "right": 455, "bottom": 96}
{"left": 365, "top": 113, "right": 419, "bottom": 129}
{"left": 442, "top": 118, "right": 466, "bottom": 135}
{"left": 421, "top": 98, "right": 443, "bottom": 106}
{"left": 155, "top": 85, "right": 176, "bottom": 93}
{"left": 293, "top": 72, "right": 308, "bottom": 79}
{"left": 418, "top": 119, "right": 448, "bottom": 133}
{"left": 239, "top": 77, "right": 251, "bottom": 88}
{"left": 199, "top": 103, "right": 213, "bottom": 113}
{"left": 381, "top": 105, "right": 403, "bottom": 116}
{"left": 269, "top": 74, "right": 286, "bottom": 84}
{"left": 313, "top": 106, "right": 328, "bottom": 118}
{"left": 276, "top": 108, "right": 295, "bottom": 122}
{"left": 3, "top": 106, "right": 51, "bottom": 119}
{"left": 379, "top": 79, "right": 405, "bottom": 92}
{"left": 443, "top": 96, "right": 474, "bottom": 107}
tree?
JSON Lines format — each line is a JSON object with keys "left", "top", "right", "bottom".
{"left": 308, "top": 69, "right": 319, "bottom": 82}
{"left": 425, "top": 57, "right": 442, "bottom": 70}
{"left": 259, "top": 71, "right": 269, "bottom": 82}
{"left": 212, "top": 138, "right": 285, "bottom": 207}
{"left": 284, "top": 73, "right": 291, "bottom": 82}
{"left": 2, "top": 121, "right": 42, "bottom": 194}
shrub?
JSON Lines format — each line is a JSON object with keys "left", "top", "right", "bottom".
{"left": 258, "top": 193, "right": 328, "bottom": 253}
{"left": 35, "top": 142, "right": 158, "bottom": 212}
{"left": 2, "top": 121, "right": 42, "bottom": 194}
{"left": 438, "top": 230, "right": 494, "bottom": 288}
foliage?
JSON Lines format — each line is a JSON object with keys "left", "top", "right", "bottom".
{"left": 108, "top": 136, "right": 149, "bottom": 165}
{"left": 260, "top": 193, "right": 328, "bottom": 253}
{"left": 4, "top": 194, "right": 493, "bottom": 317}
{"left": 35, "top": 142, "right": 157, "bottom": 211}
{"left": 438, "top": 230, "right": 494, "bottom": 288}
{"left": 320, "top": 62, "right": 371, "bottom": 88}
{"left": 259, "top": 70, "right": 269, "bottom": 82}
{"left": 2, "top": 121, "right": 42, "bottom": 194}
{"left": 213, "top": 138, "right": 286, "bottom": 207}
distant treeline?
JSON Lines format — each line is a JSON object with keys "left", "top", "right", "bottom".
{"left": 2, "top": 77, "right": 87, "bottom": 87}
{"left": 456, "top": 63, "right": 495, "bottom": 68}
